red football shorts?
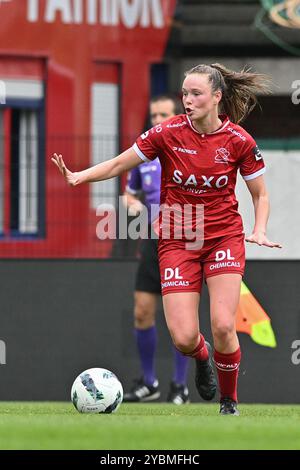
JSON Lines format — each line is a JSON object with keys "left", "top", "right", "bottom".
{"left": 158, "top": 233, "right": 245, "bottom": 296}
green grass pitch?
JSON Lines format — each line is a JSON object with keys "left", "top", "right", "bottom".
{"left": 0, "top": 402, "right": 299, "bottom": 450}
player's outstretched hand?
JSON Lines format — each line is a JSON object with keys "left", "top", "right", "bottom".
{"left": 51, "top": 153, "right": 79, "bottom": 186}
{"left": 245, "top": 232, "right": 282, "bottom": 249}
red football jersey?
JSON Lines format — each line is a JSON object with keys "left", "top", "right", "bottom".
{"left": 133, "top": 114, "right": 265, "bottom": 240}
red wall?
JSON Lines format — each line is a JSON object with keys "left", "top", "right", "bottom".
{"left": 0, "top": 0, "right": 176, "bottom": 257}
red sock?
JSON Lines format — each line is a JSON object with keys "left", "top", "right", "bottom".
{"left": 214, "top": 347, "right": 241, "bottom": 402}
{"left": 183, "top": 334, "right": 209, "bottom": 361}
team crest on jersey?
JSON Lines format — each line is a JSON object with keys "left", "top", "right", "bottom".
{"left": 215, "top": 148, "right": 230, "bottom": 164}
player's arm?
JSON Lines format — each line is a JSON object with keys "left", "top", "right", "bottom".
{"left": 245, "top": 175, "right": 282, "bottom": 248}
{"left": 51, "top": 148, "right": 142, "bottom": 186}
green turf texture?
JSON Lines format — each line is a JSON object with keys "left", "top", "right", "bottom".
{"left": 0, "top": 402, "right": 299, "bottom": 450}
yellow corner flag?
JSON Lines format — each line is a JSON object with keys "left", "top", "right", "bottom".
{"left": 236, "top": 281, "right": 277, "bottom": 348}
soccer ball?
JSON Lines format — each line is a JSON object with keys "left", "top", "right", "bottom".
{"left": 71, "top": 367, "right": 123, "bottom": 413}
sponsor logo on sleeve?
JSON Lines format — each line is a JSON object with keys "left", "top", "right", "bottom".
{"left": 141, "top": 131, "right": 149, "bottom": 140}
{"left": 253, "top": 146, "right": 263, "bottom": 161}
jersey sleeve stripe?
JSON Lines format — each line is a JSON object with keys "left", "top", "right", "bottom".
{"left": 132, "top": 143, "right": 152, "bottom": 163}
{"left": 242, "top": 167, "right": 266, "bottom": 181}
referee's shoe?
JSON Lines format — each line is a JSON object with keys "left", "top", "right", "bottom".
{"left": 167, "top": 381, "right": 190, "bottom": 405}
{"left": 195, "top": 341, "right": 217, "bottom": 401}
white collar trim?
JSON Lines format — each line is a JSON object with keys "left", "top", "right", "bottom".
{"left": 186, "top": 115, "right": 230, "bottom": 135}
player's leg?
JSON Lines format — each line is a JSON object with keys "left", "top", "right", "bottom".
{"left": 134, "top": 290, "right": 158, "bottom": 385}
{"left": 204, "top": 232, "right": 245, "bottom": 415}
{"left": 135, "top": 236, "right": 190, "bottom": 404}
{"left": 163, "top": 291, "right": 216, "bottom": 401}
{"left": 208, "top": 273, "right": 241, "bottom": 352}
{"left": 159, "top": 240, "right": 216, "bottom": 401}
{"left": 123, "top": 290, "right": 160, "bottom": 402}
{"left": 207, "top": 273, "right": 242, "bottom": 415}
{"left": 167, "top": 348, "right": 190, "bottom": 404}
{"left": 157, "top": 240, "right": 190, "bottom": 404}
{"left": 124, "top": 238, "right": 161, "bottom": 402}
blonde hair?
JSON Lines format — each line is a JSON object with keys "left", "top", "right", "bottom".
{"left": 184, "top": 63, "right": 272, "bottom": 123}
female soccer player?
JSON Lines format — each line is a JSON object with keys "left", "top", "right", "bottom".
{"left": 123, "top": 95, "right": 190, "bottom": 405}
{"left": 52, "top": 63, "right": 282, "bottom": 415}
